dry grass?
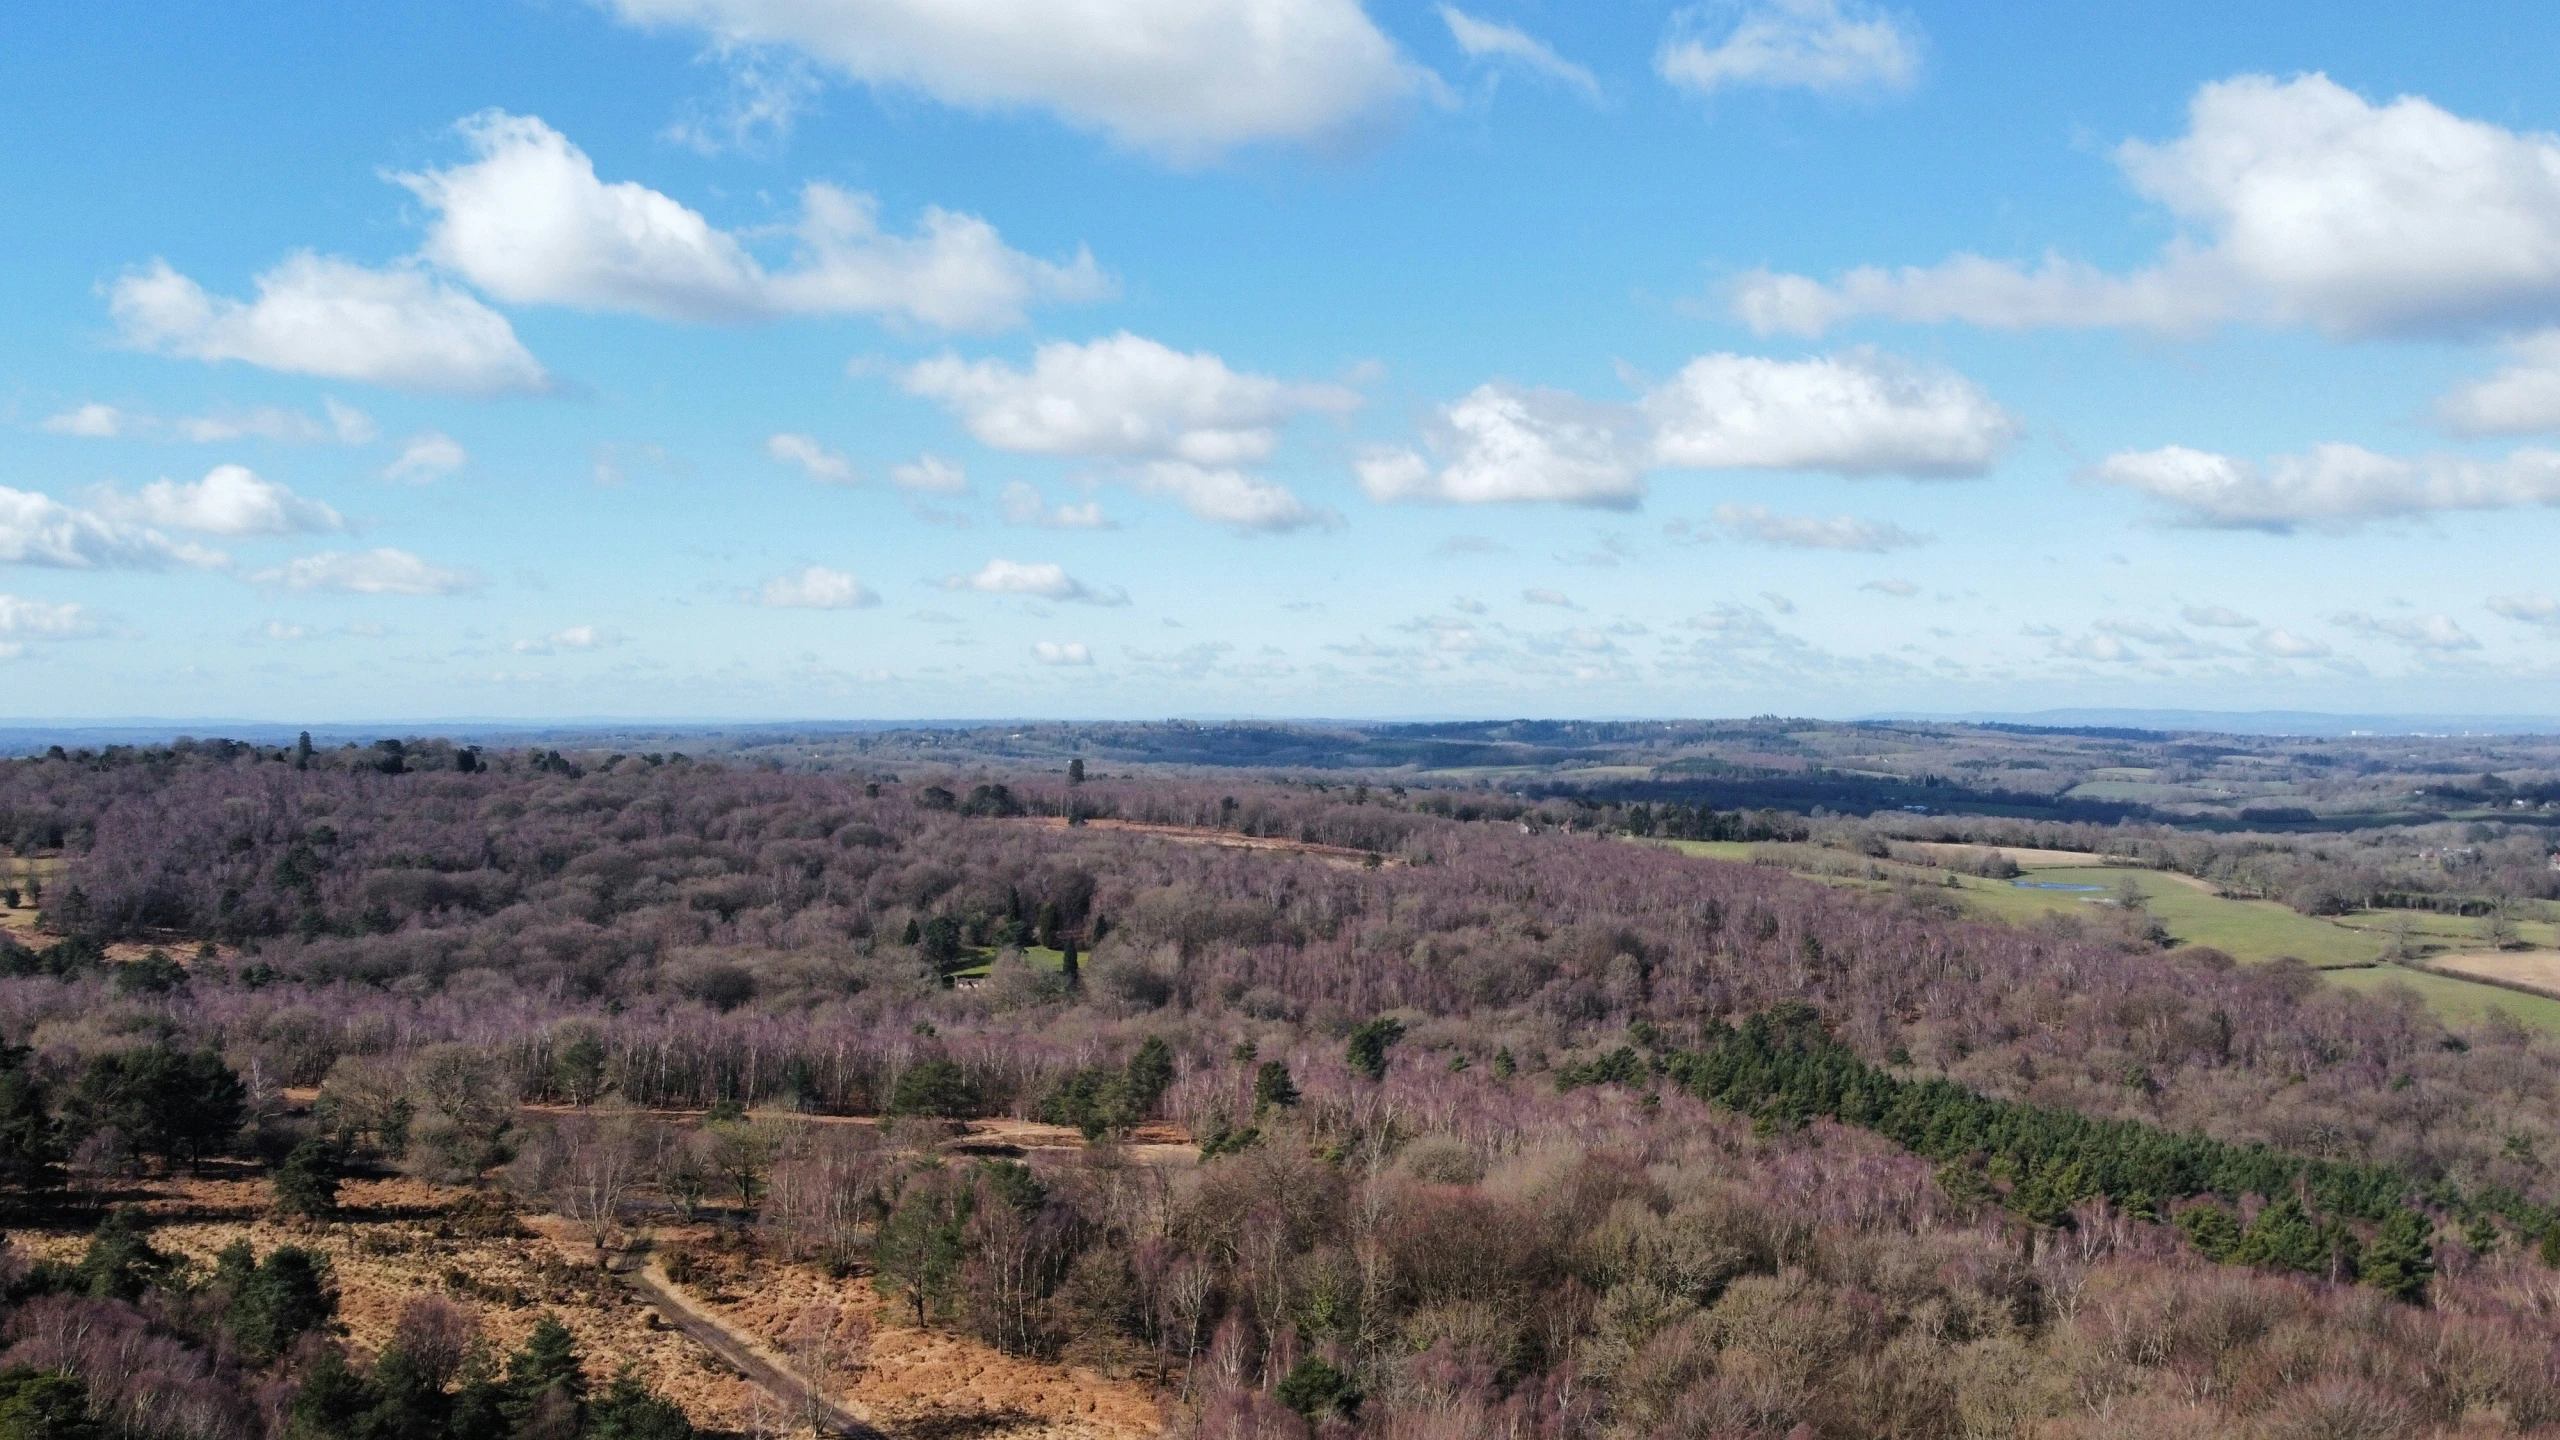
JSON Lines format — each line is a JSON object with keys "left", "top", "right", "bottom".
{"left": 2427, "top": 949, "right": 2560, "bottom": 999}
{"left": 18, "top": 1169, "right": 1165, "bottom": 1438}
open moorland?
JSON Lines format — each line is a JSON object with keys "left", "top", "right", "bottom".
{"left": 6, "top": 729, "right": 2560, "bottom": 1438}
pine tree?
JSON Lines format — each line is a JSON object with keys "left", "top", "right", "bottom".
{"left": 272, "top": 1137, "right": 339, "bottom": 1219}
{"left": 2363, "top": 1210, "right": 2437, "bottom": 1304}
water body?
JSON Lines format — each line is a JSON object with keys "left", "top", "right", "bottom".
{"left": 2013, "top": 880, "right": 2107, "bottom": 892}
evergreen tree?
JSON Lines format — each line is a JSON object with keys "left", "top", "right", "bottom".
{"left": 75, "top": 1207, "right": 180, "bottom": 1302}
{"left": 0, "top": 1049, "right": 62, "bottom": 1194}
{"left": 0, "top": 1367, "right": 101, "bottom": 1440}
{"left": 2230, "top": 1196, "right": 2328, "bottom": 1274}
{"left": 230, "top": 1247, "right": 338, "bottom": 1361}
{"left": 2363, "top": 1210, "right": 2437, "bottom": 1304}
{"left": 2176, "top": 1203, "right": 2243, "bottom": 1262}
{"left": 272, "top": 1138, "right": 339, "bottom": 1219}
{"left": 502, "top": 1316, "right": 587, "bottom": 1434}
{"left": 587, "top": 1370, "right": 694, "bottom": 1440}
{"left": 1346, "top": 1017, "right": 1405, "bottom": 1082}
{"left": 1252, "top": 1061, "right": 1300, "bottom": 1113}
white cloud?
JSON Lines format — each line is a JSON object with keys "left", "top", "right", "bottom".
{"left": 942, "top": 558, "right": 1126, "bottom": 605}
{"left": 91, "top": 465, "right": 343, "bottom": 537}
{"left": 110, "top": 254, "right": 549, "bottom": 395}
{"left": 1861, "top": 578, "right": 1919, "bottom": 597}
{"left": 905, "top": 332, "right": 1357, "bottom": 465}
{"left": 598, "top": 0, "right": 1423, "bottom": 163}
{"left": 1000, "top": 481, "right": 1108, "bottom": 529}
{"left": 250, "top": 548, "right": 478, "bottom": 595}
{"left": 1523, "top": 588, "right": 1577, "bottom": 608}
{"left": 765, "top": 432, "right": 858, "bottom": 485}
{"left": 0, "top": 596, "right": 101, "bottom": 642}
{"left": 1713, "top": 503, "right": 1929, "bottom": 551}
{"left": 2050, "top": 632, "right": 2136, "bottom": 663}
{"left": 754, "top": 565, "right": 878, "bottom": 609}
{"left": 383, "top": 432, "right": 467, "bottom": 482}
{"left": 1644, "top": 350, "right": 2016, "bottom": 476}
{"left": 891, "top": 455, "right": 969, "bottom": 494}
{"left": 2437, "top": 331, "right": 2560, "bottom": 436}
{"left": 2489, "top": 593, "right": 2560, "bottom": 627}
{"left": 1134, "top": 462, "right": 1325, "bottom": 533}
{"left": 178, "top": 399, "right": 378, "bottom": 444}
{"left": 512, "top": 624, "right": 621, "bottom": 654}
{"left": 1365, "top": 349, "right": 2011, "bottom": 508}
{"left": 1761, "top": 591, "right": 1796, "bottom": 614}
{"left": 1033, "top": 640, "right": 1093, "bottom": 666}
{"left": 1735, "top": 74, "right": 2560, "bottom": 340}
{"left": 1439, "top": 7, "right": 1599, "bottom": 102}
{"left": 399, "top": 113, "right": 1106, "bottom": 332}
{"left": 663, "top": 51, "right": 822, "bottom": 156}
{"left": 258, "top": 620, "right": 314, "bottom": 643}
{"left": 1686, "top": 605, "right": 1783, "bottom": 645}
{"left": 0, "top": 486, "right": 227, "bottom": 570}
{"left": 1658, "top": 0, "right": 1920, "bottom": 97}
{"left": 1359, "top": 383, "right": 1641, "bottom": 507}
{"left": 2251, "top": 628, "right": 2332, "bottom": 658}
{"left": 2333, "top": 611, "right": 2481, "bottom": 652}
{"left": 2086, "top": 442, "right": 2560, "bottom": 531}
{"left": 41, "top": 404, "right": 132, "bottom": 438}
{"left": 2182, "top": 604, "right": 2257, "bottom": 628}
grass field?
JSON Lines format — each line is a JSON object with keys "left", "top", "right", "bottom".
{"left": 1953, "top": 866, "right": 2385, "bottom": 967}
{"left": 946, "top": 944, "right": 1071, "bottom": 981}
{"left": 1641, "top": 837, "right": 2560, "bottom": 1034}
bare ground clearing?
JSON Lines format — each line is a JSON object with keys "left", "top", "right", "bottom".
{"left": 1016, "top": 817, "right": 1399, "bottom": 868}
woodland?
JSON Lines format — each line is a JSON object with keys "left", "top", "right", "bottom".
{"left": 1, "top": 734, "right": 2560, "bottom": 1438}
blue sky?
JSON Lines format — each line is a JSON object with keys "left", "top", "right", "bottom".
{"left": 9, "top": 0, "right": 2560, "bottom": 722}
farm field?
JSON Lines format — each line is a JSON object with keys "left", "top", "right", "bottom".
{"left": 2427, "top": 949, "right": 2560, "bottom": 999}
{"left": 1649, "top": 838, "right": 2560, "bottom": 1034}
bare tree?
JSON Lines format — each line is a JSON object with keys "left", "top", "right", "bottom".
{"left": 524, "top": 1105, "right": 649, "bottom": 1264}
{"left": 781, "top": 1303, "right": 870, "bottom": 1434}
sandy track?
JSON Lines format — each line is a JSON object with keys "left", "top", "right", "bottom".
{"left": 1016, "top": 816, "right": 1399, "bottom": 868}
{"left": 619, "top": 1257, "right": 884, "bottom": 1439}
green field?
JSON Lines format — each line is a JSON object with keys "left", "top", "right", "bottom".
{"left": 1952, "top": 867, "right": 2382, "bottom": 967}
{"left": 1640, "top": 838, "right": 2560, "bottom": 1035}
{"left": 946, "top": 945, "right": 1071, "bottom": 981}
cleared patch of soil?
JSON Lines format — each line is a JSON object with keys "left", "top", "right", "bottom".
{"left": 1912, "top": 843, "right": 2112, "bottom": 868}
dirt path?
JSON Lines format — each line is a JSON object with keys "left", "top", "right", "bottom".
{"left": 1016, "top": 816, "right": 1400, "bottom": 868}
{"left": 620, "top": 1259, "right": 885, "bottom": 1439}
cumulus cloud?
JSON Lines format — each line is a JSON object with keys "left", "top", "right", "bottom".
{"left": 90, "top": 465, "right": 343, "bottom": 537}
{"left": 1861, "top": 578, "right": 1920, "bottom": 597}
{"left": 41, "top": 400, "right": 378, "bottom": 446}
{"left": 1033, "top": 640, "right": 1093, "bottom": 666}
{"left": 906, "top": 333, "right": 1351, "bottom": 527}
{"left": 2182, "top": 603, "right": 2257, "bottom": 628}
{"left": 0, "top": 486, "right": 227, "bottom": 570}
{"left": 2251, "top": 628, "right": 2332, "bottom": 658}
{"left": 765, "top": 432, "right": 858, "bottom": 485}
{"left": 2333, "top": 611, "right": 2480, "bottom": 652}
{"left": 942, "top": 558, "right": 1126, "bottom": 605}
{"left": 2085, "top": 442, "right": 2560, "bottom": 531}
{"left": 1001, "top": 481, "right": 1109, "bottom": 529}
{"left": 891, "top": 455, "right": 969, "bottom": 494}
{"left": 110, "top": 254, "right": 549, "bottom": 395}
{"left": 1712, "top": 503, "right": 1929, "bottom": 551}
{"left": 0, "top": 595, "right": 102, "bottom": 644}
{"left": 399, "top": 113, "right": 1106, "bottom": 331}
{"left": 754, "top": 565, "right": 878, "bottom": 609}
{"left": 2489, "top": 592, "right": 2560, "bottom": 627}
{"left": 905, "top": 333, "right": 1357, "bottom": 465}
{"left": 1735, "top": 74, "right": 2560, "bottom": 340}
{"left": 1134, "top": 462, "right": 1326, "bottom": 532}
{"left": 40, "top": 403, "right": 131, "bottom": 438}
{"left": 1364, "top": 349, "right": 2011, "bottom": 508}
{"left": 512, "top": 624, "right": 621, "bottom": 654}
{"left": 1359, "top": 384, "right": 1642, "bottom": 507}
{"left": 1657, "top": 0, "right": 1920, "bottom": 97}
{"left": 597, "top": 0, "right": 1424, "bottom": 163}
{"left": 1523, "top": 587, "right": 1577, "bottom": 608}
{"left": 1685, "top": 605, "right": 1784, "bottom": 645}
{"left": 1440, "top": 7, "right": 1599, "bottom": 101}
{"left": 2437, "top": 331, "right": 2560, "bottom": 436}
{"left": 1645, "top": 352, "right": 2014, "bottom": 476}
{"left": 250, "top": 548, "right": 478, "bottom": 595}
{"left": 383, "top": 432, "right": 467, "bottom": 482}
